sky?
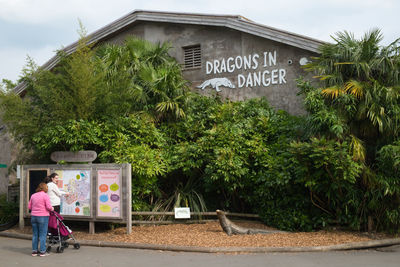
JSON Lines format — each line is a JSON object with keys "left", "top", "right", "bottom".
{"left": 0, "top": 0, "right": 399, "bottom": 83}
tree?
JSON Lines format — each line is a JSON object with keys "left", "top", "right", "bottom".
{"left": 0, "top": 79, "right": 16, "bottom": 92}
{"left": 0, "top": 32, "right": 191, "bottom": 156}
{"left": 96, "top": 37, "right": 189, "bottom": 121}
{"left": 297, "top": 29, "right": 400, "bottom": 231}
{"left": 302, "top": 29, "right": 400, "bottom": 163}
{"left": 0, "top": 32, "right": 103, "bottom": 152}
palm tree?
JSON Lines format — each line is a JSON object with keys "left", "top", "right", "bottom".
{"left": 305, "top": 29, "right": 400, "bottom": 163}
{"left": 96, "top": 37, "right": 190, "bottom": 121}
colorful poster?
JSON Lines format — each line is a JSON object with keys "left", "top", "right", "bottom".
{"left": 57, "top": 170, "right": 91, "bottom": 216}
{"left": 97, "top": 169, "right": 121, "bottom": 217}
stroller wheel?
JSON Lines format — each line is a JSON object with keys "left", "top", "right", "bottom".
{"left": 73, "top": 243, "right": 80, "bottom": 249}
{"left": 56, "top": 246, "right": 64, "bottom": 253}
{"left": 46, "top": 246, "right": 51, "bottom": 253}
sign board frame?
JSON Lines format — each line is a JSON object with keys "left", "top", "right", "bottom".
{"left": 19, "top": 163, "right": 131, "bottom": 234}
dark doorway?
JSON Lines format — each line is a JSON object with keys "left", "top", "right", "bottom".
{"left": 29, "top": 170, "right": 48, "bottom": 198}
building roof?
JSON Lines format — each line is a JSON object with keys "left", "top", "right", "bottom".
{"left": 14, "top": 10, "right": 326, "bottom": 94}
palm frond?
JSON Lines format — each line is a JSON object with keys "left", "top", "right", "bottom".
{"left": 344, "top": 80, "right": 364, "bottom": 98}
{"left": 321, "top": 86, "right": 345, "bottom": 99}
{"left": 350, "top": 135, "right": 366, "bottom": 162}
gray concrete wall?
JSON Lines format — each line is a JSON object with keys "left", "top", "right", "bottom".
{"left": 104, "top": 21, "right": 317, "bottom": 115}
{"left": 0, "top": 130, "right": 11, "bottom": 194}
{"left": 0, "top": 125, "right": 22, "bottom": 195}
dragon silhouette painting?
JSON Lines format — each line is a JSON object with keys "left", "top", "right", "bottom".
{"left": 196, "top": 77, "right": 235, "bottom": 92}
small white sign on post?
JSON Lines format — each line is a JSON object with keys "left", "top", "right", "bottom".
{"left": 17, "top": 165, "right": 21, "bottom": 179}
{"left": 174, "top": 207, "right": 190, "bottom": 219}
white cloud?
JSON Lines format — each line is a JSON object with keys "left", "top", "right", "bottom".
{"left": 0, "top": 0, "right": 132, "bottom": 25}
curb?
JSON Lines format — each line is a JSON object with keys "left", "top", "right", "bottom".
{"left": 1, "top": 231, "right": 400, "bottom": 253}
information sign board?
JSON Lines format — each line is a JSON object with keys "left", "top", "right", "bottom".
{"left": 174, "top": 207, "right": 191, "bottom": 219}
{"left": 57, "top": 169, "right": 91, "bottom": 216}
{"left": 97, "top": 169, "right": 121, "bottom": 218}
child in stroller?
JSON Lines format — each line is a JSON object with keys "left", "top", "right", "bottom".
{"left": 47, "top": 211, "right": 80, "bottom": 253}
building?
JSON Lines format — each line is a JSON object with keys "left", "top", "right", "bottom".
{"left": 2, "top": 10, "right": 325, "bottom": 194}
{"left": 14, "top": 10, "right": 325, "bottom": 114}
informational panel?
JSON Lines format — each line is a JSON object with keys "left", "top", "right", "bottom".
{"left": 56, "top": 169, "right": 91, "bottom": 216}
{"left": 97, "top": 169, "right": 121, "bottom": 218}
{"left": 174, "top": 207, "right": 190, "bottom": 219}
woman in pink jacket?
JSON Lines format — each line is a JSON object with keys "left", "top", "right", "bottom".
{"left": 28, "top": 182, "right": 54, "bottom": 257}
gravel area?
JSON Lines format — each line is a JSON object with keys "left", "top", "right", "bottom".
{"left": 6, "top": 221, "right": 392, "bottom": 248}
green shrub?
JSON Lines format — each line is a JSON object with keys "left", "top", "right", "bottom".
{"left": 0, "top": 194, "right": 18, "bottom": 224}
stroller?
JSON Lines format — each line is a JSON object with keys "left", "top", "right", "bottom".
{"left": 46, "top": 211, "right": 80, "bottom": 253}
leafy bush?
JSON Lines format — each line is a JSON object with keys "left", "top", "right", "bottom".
{"left": 373, "top": 140, "right": 400, "bottom": 231}
{"left": 0, "top": 194, "right": 18, "bottom": 224}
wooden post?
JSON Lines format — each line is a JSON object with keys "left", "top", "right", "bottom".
{"left": 19, "top": 167, "right": 24, "bottom": 230}
{"left": 126, "top": 164, "right": 132, "bottom": 234}
{"left": 89, "top": 221, "right": 95, "bottom": 234}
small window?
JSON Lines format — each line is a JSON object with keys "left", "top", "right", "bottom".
{"left": 183, "top": 45, "right": 201, "bottom": 69}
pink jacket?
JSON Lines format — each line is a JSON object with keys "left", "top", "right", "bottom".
{"left": 28, "top": 191, "right": 54, "bottom": 216}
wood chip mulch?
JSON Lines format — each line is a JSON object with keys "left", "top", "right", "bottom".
{"left": 6, "top": 221, "right": 394, "bottom": 248}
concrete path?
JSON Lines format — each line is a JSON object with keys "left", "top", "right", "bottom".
{"left": 2, "top": 236, "right": 400, "bottom": 267}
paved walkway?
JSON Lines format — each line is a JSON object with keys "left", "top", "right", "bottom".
{"left": 1, "top": 236, "right": 400, "bottom": 267}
